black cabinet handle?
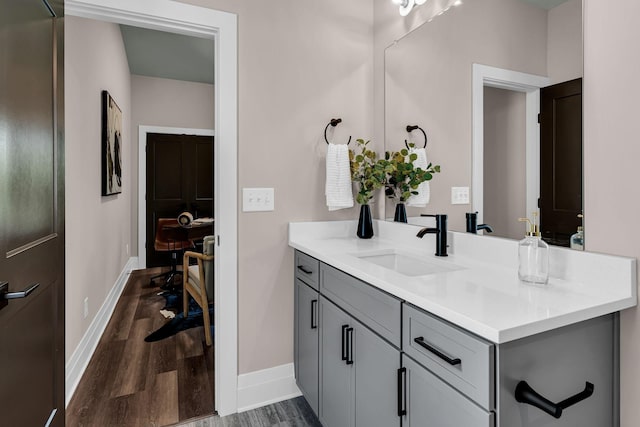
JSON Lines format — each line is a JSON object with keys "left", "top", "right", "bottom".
{"left": 515, "top": 380, "right": 594, "bottom": 419}
{"left": 310, "top": 299, "right": 318, "bottom": 329}
{"left": 341, "top": 325, "right": 348, "bottom": 361}
{"left": 297, "top": 265, "right": 313, "bottom": 275}
{"left": 397, "top": 367, "right": 407, "bottom": 417}
{"left": 346, "top": 327, "right": 354, "bottom": 365}
{"left": 413, "top": 336, "right": 461, "bottom": 366}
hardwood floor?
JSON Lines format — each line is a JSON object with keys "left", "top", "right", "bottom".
{"left": 67, "top": 269, "right": 215, "bottom": 426}
{"left": 173, "top": 397, "right": 322, "bottom": 427}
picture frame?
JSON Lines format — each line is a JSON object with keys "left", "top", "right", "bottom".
{"left": 101, "top": 90, "right": 123, "bottom": 196}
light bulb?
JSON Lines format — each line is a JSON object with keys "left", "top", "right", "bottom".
{"left": 399, "top": 0, "right": 415, "bottom": 15}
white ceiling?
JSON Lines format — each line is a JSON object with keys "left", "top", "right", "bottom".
{"left": 519, "top": 0, "right": 570, "bottom": 10}
{"left": 119, "top": 25, "right": 214, "bottom": 84}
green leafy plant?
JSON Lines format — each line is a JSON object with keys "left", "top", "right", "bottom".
{"left": 383, "top": 145, "right": 441, "bottom": 202}
{"left": 349, "top": 139, "right": 387, "bottom": 205}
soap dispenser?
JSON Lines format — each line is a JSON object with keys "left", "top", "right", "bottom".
{"left": 570, "top": 214, "right": 584, "bottom": 251}
{"left": 518, "top": 212, "right": 549, "bottom": 285}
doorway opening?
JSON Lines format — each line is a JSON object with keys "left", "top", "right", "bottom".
{"left": 65, "top": 0, "right": 238, "bottom": 418}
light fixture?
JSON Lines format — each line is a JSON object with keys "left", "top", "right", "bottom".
{"left": 392, "top": 0, "right": 427, "bottom": 17}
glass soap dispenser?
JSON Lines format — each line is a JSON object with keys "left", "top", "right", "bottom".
{"left": 518, "top": 212, "right": 549, "bottom": 285}
{"left": 570, "top": 214, "right": 584, "bottom": 251}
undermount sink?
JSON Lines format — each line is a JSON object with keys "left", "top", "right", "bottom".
{"left": 355, "top": 250, "right": 463, "bottom": 277}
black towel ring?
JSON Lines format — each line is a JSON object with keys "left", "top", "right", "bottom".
{"left": 404, "top": 125, "right": 427, "bottom": 149}
{"left": 324, "top": 118, "right": 352, "bottom": 145}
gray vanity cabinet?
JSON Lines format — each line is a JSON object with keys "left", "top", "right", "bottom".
{"left": 294, "top": 278, "right": 319, "bottom": 415}
{"left": 318, "top": 296, "right": 400, "bottom": 427}
{"left": 402, "top": 355, "right": 495, "bottom": 427}
{"left": 293, "top": 250, "right": 617, "bottom": 427}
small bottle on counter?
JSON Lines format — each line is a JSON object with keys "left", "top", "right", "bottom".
{"left": 570, "top": 214, "right": 584, "bottom": 251}
{"left": 517, "top": 212, "right": 549, "bottom": 285}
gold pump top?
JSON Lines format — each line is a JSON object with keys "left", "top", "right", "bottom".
{"left": 518, "top": 212, "right": 541, "bottom": 237}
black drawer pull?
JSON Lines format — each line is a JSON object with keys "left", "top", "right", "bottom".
{"left": 310, "top": 299, "right": 318, "bottom": 329}
{"left": 515, "top": 380, "right": 594, "bottom": 419}
{"left": 297, "top": 265, "right": 313, "bottom": 275}
{"left": 414, "top": 336, "right": 461, "bottom": 366}
{"left": 397, "top": 367, "right": 407, "bottom": 416}
{"left": 341, "top": 325, "right": 349, "bottom": 361}
{"left": 346, "top": 327, "right": 354, "bottom": 365}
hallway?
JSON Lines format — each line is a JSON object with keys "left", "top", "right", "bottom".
{"left": 67, "top": 269, "right": 214, "bottom": 426}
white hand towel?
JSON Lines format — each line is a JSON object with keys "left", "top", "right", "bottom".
{"left": 325, "top": 143, "right": 354, "bottom": 211}
{"left": 406, "top": 147, "right": 431, "bottom": 207}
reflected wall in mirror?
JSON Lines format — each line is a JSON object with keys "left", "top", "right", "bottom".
{"left": 384, "top": 0, "right": 583, "bottom": 246}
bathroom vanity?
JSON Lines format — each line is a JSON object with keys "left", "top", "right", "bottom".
{"left": 290, "top": 220, "right": 636, "bottom": 427}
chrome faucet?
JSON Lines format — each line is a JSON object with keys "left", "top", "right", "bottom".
{"left": 417, "top": 214, "right": 448, "bottom": 257}
{"left": 465, "top": 212, "right": 493, "bottom": 234}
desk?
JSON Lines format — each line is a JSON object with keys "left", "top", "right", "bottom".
{"left": 163, "top": 219, "right": 214, "bottom": 241}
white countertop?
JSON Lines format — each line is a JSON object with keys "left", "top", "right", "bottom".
{"left": 289, "top": 220, "right": 637, "bottom": 344}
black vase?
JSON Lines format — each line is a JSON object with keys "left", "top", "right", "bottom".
{"left": 394, "top": 203, "right": 407, "bottom": 223}
{"left": 357, "top": 204, "right": 374, "bottom": 239}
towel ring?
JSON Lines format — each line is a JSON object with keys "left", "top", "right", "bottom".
{"left": 324, "top": 118, "right": 352, "bottom": 145}
{"left": 404, "top": 125, "right": 427, "bottom": 149}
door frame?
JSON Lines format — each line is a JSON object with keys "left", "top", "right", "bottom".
{"left": 66, "top": 0, "right": 239, "bottom": 416}
{"left": 472, "top": 64, "right": 550, "bottom": 226}
{"left": 138, "top": 126, "right": 215, "bottom": 269}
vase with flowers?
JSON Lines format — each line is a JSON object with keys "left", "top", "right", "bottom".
{"left": 349, "top": 139, "right": 386, "bottom": 238}
{"left": 384, "top": 145, "right": 440, "bottom": 222}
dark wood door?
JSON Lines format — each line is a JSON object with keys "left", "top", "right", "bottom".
{"left": 146, "top": 133, "right": 214, "bottom": 267}
{"left": 539, "top": 78, "right": 583, "bottom": 247}
{"left": 0, "top": 1, "right": 65, "bottom": 426}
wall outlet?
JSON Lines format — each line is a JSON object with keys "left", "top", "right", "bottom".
{"left": 451, "top": 186, "right": 470, "bottom": 205}
{"left": 83, "top": 297, "right": 89, "bottom": 319}
{"left": 242, "top": 188, "right": 275, "bottom": 212}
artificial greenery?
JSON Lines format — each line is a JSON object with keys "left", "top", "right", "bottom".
{"left": 383, "top": 145, "right": 441, "bottom": 202}
{"left": 349, "top": 139, "right": 387, "bottom": 205}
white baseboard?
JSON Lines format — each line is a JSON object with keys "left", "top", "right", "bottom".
{"left": 65, "top": 256, "right": 139, "bottom": 407}
{"left": 237, "top": 363, "right": 302, "bottom": 413}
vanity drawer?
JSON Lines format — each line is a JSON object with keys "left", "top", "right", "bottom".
{"left": 403, "top": 304, "right": 495, "bottom": 410}
{"left": 320, "top": 263, "right": 401, "bottom": 347}
{"left": 295, "top": 251, "right": 320, "bottom": 290}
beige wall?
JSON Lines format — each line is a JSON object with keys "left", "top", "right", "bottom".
{"left": 583, "top": 0, "right": 640, "bottom": 424}
{"left": 177, "top": 0, "right": 374, "bottom": 374}
{"left": 483, "top": 87, "right": 526, "bottom": 240}
{"left": 65, "top": 16, "right": 132, "bottom": 361}
{"left": 130, "top": 74, "right": 215, "bottom": 256}
{"left": 547, "top": 0, "right": 583, "bottom": 84}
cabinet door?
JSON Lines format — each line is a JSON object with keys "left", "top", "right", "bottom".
{"left": 354, "top": 320, "right": 401, "bottom": 427}
{"left": 319, "top": 297, "right": 355, "bottom": 427}
{"left": 295, "top": 279, "right": 319, "bottom": 415}
{"left": 402, "top": 355, "right": 494, "bottom": 427}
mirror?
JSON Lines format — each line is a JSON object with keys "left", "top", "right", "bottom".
{"left": 384, "top": 0, "right": 583, "bottom": 245}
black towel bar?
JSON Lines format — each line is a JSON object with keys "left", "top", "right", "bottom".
{"left": 324, "top": 118, "right": 351, "bottom": 145}
{"left": 404, "top": 125, "right": 427, "bottom": 149}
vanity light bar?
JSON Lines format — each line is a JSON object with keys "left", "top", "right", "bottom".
{"left": 393, "top": 0, "right": 462, "bottom": 17}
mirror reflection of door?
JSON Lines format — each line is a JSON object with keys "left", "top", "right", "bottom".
{"left": 146, "top": 133, "right": 214, "bottom": 267}
{"left": 539, "top": 78, "right": 583, "bottom": 246}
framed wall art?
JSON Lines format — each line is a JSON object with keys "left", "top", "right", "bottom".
{"left": 101, "top": 90, "right": 123, "bottom": 196}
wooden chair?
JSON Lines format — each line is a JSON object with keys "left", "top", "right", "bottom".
{"left": 182, "top": 235, "right": 215, "bottom": 346}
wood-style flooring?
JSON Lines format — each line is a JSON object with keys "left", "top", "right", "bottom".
{"left": 173, "top": 397, "right": 322, "bottom": 427}
{"left": 67, "top": 268, "right": 215, "bottom": 427}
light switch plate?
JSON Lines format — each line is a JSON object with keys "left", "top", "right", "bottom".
{"left": 451, "top": 186, "right": 470, "bottom": 205}
{"left": 243, "top": 188, "right": 275, "bottom": 212}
